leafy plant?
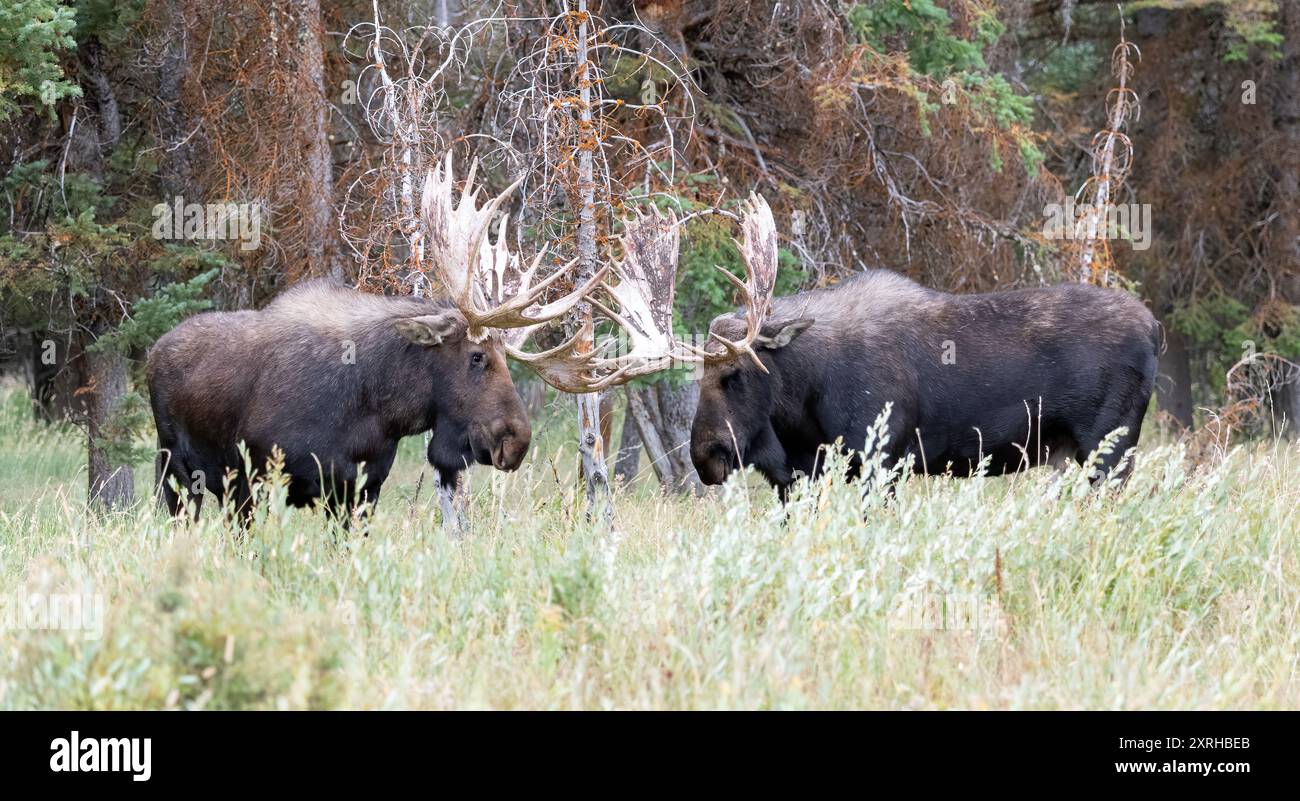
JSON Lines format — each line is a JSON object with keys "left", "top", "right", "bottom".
{"left": 846, "top": 0, "right": 1043, "bottom": 175}
{"left": 91, "top": 266, "right": 219, "bottom": 356}
{"left": 0, "top": 0, "right": 80, "bottom": 120}
{"left": 1170, "top": 291, "right": 1300, "bottom": 394}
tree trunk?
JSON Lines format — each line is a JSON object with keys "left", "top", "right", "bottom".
{"left": 67, "top": 36, "right": 130, "bottom": 509}
{"left": 1274, "top": 1, "right": 1299, "bottom": 276}
{"left": 612, "top": 398, "right": 642, "bottom": 485}
{"left": 28, "top": 332, "right": 82, "bottom": 423}
{"left": 289, "top": 0, "right": 340, "bottom": 280}
{"left": 156, "top": 0, "right": 196, "bottom": 202}
{"left": 627, "top": 381, "right": 702, "bottom": 494}
{"left": 78, "top": 39, "right": 121, "bottom": 153}
{"left": 1274, "top": 1, "right": 1300, "bottom": 438}
{"left": 520, "top": 378, "right": 546, "bottom": 419}
{"left": 1156, "top": 321, "right": 1195, "bottom": 430}
{"left": 1280, "top": 366, "right": 1300, "bottom": 439}
{"left": 568, "top": 0, "right": 612, "bottom": 522}
{"left": 599, "top": 389, "right": 615, "bottom": 459}
{"left": 78, "top": 331, "right": 135, "bottom": 510}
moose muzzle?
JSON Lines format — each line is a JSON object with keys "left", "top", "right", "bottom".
{"left": 480, "top": 418, "right": 530, "bottom": 472}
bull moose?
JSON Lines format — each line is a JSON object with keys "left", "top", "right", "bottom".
{"left": 547, "top": 194, "right": 1160, "bottom": 498}
{"left": 148, "top": 283, "right": 531, "bottom": 518}
{"left": 688, "top": 270, "right": 1161, "bottom": 495}
{"left": 147, "top": 155, "right": 599, "bottom": 520}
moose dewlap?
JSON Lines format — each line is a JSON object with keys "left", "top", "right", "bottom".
{"left": 688, "top": 270, "right": 1161, "bottom": 494}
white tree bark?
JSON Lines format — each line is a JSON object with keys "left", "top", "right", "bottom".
{"left": 569, "top": 0, "right": 613, "bottom": 521}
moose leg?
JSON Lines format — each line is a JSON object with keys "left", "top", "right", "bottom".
{"left": 351, "top": 452, "right": 394, "bottom": 524}
{"left": 317, "top": 479, "right": 353, "bottom": 527}
{"left": 222, "top": 471, "right": 256, "bottom": 532}
{"left": 157, "top": 443, "right": 207, "bottom": 521}
{"left": 1075, "top": 407, "right": 1146, "bottom": 486}
{"left": 434, "top": 468, "right": 467, "bottom": 536}
{"left": 354, "top": 483, "right": 379, "bottom": 530}
{"left": 771, "top": 446, "right": 820, "bottom": 503}
{"left": 156, "top": 448, "right": 182, "bottom": 517}
{"left": 746, "top": 425, "right": 795, "bottom": 499}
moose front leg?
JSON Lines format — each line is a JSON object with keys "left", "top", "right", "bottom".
{"left": 746, "top": 425, "right": 797, "bottom": 500}
{"left": 432, "top": 467, "right": 467, "bottom": 537}
{"left": 426, "top": 424, "right": 473, "bottom": 537}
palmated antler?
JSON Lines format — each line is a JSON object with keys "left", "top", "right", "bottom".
{"left": 504, "top": 232, "right": 697, "bottom": 392}
{"left": 421, "top": 153, "right": 603, "bottom": 341}
{"left": 503, "top": 329, "right": 605, "bottom": 393}
{"left": 587, "top": 205, "right": 689, "bottom": 386}
{"left": 685, "top": 193, "right": 778, "bottom": 372}
{"left": 509, "top": 193, "right": 780, "bottom": 392}
{"left": 505, "top": 205, "right": 687, "bottom": 391}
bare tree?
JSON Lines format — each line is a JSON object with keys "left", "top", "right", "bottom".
{"left": 346, "top": 1, "right": 692, "bottom": 528}
{"left": 490, "top": 0, "right": 696, "bottom": 519}
{"left": 1075, "top": 15, "right": 1140, "bottom": 284}
{"left": 348, "top": 1, "right": 696, "bottom": 523}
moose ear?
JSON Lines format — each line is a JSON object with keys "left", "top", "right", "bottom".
{"left": 756, "top": 318, "right": 813, "bottom": 350}
{"left": 394, "top": 312, "right": 462, "bottom": 347}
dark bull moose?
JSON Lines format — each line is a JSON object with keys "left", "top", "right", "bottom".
{"left": 147, "top": 155, "right": 601, "bottom": 519}
{"left": 551, "top": 195, "right": 1161, "bottom": 498}
{"left": 688, "top": 271, "right": 1160, "bottom": 496}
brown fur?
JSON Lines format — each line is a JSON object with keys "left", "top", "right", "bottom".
{"left": 147, "top": 280, "right": 530, "bottom": 520}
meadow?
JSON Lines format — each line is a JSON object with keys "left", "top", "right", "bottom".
{"left": 0, "top": 383, "right": 1296, "bottom": 710}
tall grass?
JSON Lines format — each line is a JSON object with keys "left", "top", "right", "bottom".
{"left": 0, "top": 384, "right": 1296, "bottom": 709}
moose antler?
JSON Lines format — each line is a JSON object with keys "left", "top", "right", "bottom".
{"left": 505, "top": 205, "right": 688, "bottom": 391}
{"left": 510, "top": 193, "right": 780, "bottom": 391}
{"left": 421, "top": 153, "right": 603, "bottom": 341}
{"left": 503, "top": 329, "right": 605, "bottom": 393}
{"left": 587, "top": 205, "right": 688, "bottom": 386}
{"left": 684, "top": 193, "right": 779, "bottom": 372}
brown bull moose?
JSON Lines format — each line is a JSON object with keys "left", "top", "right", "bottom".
{"left": 147, "top": 155, "right": 600, "bottom": 520}
{"left": 552, "top": 194, "right": 1160, "bottom": 499}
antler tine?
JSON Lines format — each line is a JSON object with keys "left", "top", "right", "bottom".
{"left": 585, "top": 204, "right": 699, "bottom": 387}
{"left": 479, "top": 213, "right": 517, "bottom": 306}
{"left": 701, "top": 193, "right": 778, "bottom": 372}
{"left": 424, "top": 152, "right": 606, "bottom": 341}
{"left": 501, "top": 195, "right": 780, "bottom": 389}
{"left": 422, "top": 153, "right": 517, "bottom": 338}
{"left": 501, "top": 205, "right": 693, "bottom": 393}
{"left": 504, "top": 329, "right": 611, "bottom": 394}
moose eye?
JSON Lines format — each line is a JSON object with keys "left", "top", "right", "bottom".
{"left": 470, "top": 352, "right": 485, "bottom": 367}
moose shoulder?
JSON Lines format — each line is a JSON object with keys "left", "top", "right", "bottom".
{"left": 146, "top": 280, "right": 531, "bottom": 518}
{"left": 689, "top": 270, "right": 1160, "bottom": 494}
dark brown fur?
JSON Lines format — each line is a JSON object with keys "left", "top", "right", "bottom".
{"left": 147, "top": 280, "right": 530, "bottom": 519}
{"left": 691, "top": 270, "right": 1160, "bottom": 497}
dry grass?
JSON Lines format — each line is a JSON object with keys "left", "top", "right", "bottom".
{"left": 0, "top": 386, "right": 1297, "bottom": 709}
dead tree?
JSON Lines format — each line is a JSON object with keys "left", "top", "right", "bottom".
{"left": 494, "top": 0, "right": 696, "bottom": 519}
{"left": 1076, "top": 15, "right": 1140, "bottom": 284}
{"left": 347, "top": 2, "right": 693, "bottom": 527}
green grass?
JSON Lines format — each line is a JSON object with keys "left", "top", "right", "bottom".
{"left": 0, "top": 381, "right": 1297, "bottom": 709}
